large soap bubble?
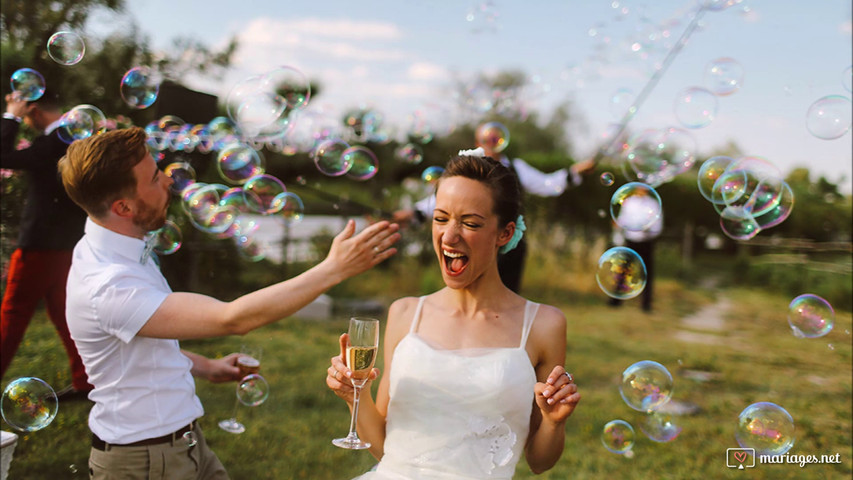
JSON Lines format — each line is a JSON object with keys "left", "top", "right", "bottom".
{"left": 610, "top": 182, "right": 662, "bottom": 232}
{"left": 595, "top": 247, "right": 647, "bottom": 300}
{"left": 313, "top": 139, "right": 352, "bottom": 176}
{"left": 736, "top": 402, "right": 795, "bottom": 456}
{"left": 120, "top": 66, "right": 161, "bottom": 109}
{"left": 47, "top": 31, "right": 86, "bottom": 65}
{"left": 788, "top": 294, "right": 834, "bottom": 338}
{"left": 619, "top": 360, "right": 673, "bottom": 412}
{"left": 10, "top": 68, "right": 46, "bottom": 101}
{"left": 57, "top": 104, "right": 107, "bottom": 144}
{"left": 1, "top": 377, "right": 58, "bottom": 432}
{"left": 601, "top": 420, "right": 635, "bottom": 454}
{"left": 674, "top": 86, "right": 718, "bottom": 128}
{"left": 475, "top": 121, "right": 510, "bottom": 153}
{"left": 343, "top": 146, "right": 379, "bottom": 181}
{"left": 704, "top": 57, "right": 744, "bottom": 96}
{"left": 805, "top": 95, "right": 851, "bottom": 140}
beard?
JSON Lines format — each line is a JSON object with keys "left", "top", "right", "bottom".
{"left": 133, "top": 195, "right": 170, "bottom": 233}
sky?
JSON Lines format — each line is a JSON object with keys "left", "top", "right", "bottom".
{"left": 87, "top": 0, "right": 852, "bottom": 192}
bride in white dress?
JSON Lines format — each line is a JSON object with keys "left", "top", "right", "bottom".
{"left": 327, "top": 152, "right": 581, "bottom": 479}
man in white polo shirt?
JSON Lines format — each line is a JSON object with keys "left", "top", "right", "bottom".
{"left": 58, "top": 127, "right": 400, "bottom": 479}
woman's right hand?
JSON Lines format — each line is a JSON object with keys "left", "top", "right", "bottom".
{"left": 326, "top": 333, "right": 380, "bottom": 403}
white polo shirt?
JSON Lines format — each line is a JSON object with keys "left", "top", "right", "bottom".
{"left": 66, "top": 219, "right": 203, "bottom": 444}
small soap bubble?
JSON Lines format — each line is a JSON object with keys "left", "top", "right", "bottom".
{"left": 394, "top": 143, "right": 424, "bottom": 165}
{"left": 600, "top": 172, "right": 615, "bottom": 186}
{"left": 183, "top": 430, "right": 198, "bottom": 447}
{"left": 619, "top": 360, "right": 673, "bottom": 412}
{"left": 674, "top": 86, "right": 718, "bottom": 129}
{"left": 164, "top": 162, "right": 196, "bottom": 195}
{"left": 596, "top": 247, "right": 647, "bottom": 300}
{"left": 343, "top": 146, "right": 379, "bottom": 181}
{"left": 276, "top": 192, "right": 304, "bottom": 224}
{"left": 788, "top": 294, "right": 834, "bottom": 338}
{"left": 47, "top": 31, "right": 86, "bottom": 65}
{"left": 313, "top": 139, "right": 352, "bottom": 176}
{"left": 602, "top": 419, "right": 635, "bottom": 454}
{"left": 640, "top": 411, "right": 682, "bottom": 442}
{"left": 704, "top": 57, "right": 744, "bottom": 96}
{"left": 736, "top": 402, "right": 795, "bottom": 456}
{"left": 69, "top": 464, "right": 78, "bottom": 474}
{"left": 1, "top": 377, "right": 58, "bottom": 432}
{"left": 150, "top": 220, "right": 182, "bottom": 255}
{"left": 120, "top": 67, "right": 161, "bottom": 109}
{"left": 217, "top": 143, "right": 265, "bottom": 184}
{"left": 610, "top": 182, "right": 662, "bottom": 232}
{"left": 805, "top": 95, "right": 851, "bottom": 140}
{"left": 243, "top": 174, "right": 286, "bottom": 215}
{"left": 421, "top": 166, "right": 445, "bottom": 184}
{"left": 475, "top": 121, "right": 510, "bottom": 153}
{"left": 10, "top": 68, "right": 45, "bottom": 101}
{"left": 237, "top": 374, "right": 270, "bottom": 406}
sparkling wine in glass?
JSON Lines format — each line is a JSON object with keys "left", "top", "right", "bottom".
{"left": 332, "top": 317, "right": 379, "bottom": 449}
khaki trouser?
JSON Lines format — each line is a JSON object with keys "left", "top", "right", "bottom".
{"left": 89, "top": 422, "right": 229, "bottom": 480}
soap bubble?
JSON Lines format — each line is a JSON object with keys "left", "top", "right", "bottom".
{"left": 243, "top": 174, "right": 286, "bottom": 215}
{"left": 275, "top": 192, "right": 304, "bottom": 224}
{"left": 805, "top": 95, "right": 851, "bottom": 140}
{"left": 788, "top": 294, "right": 834, "bottom": 338}
{"left": 719, "top": 206, "right": 761, "bottom": 241}
{"left": 1, "top": 377, "right": 58, "bottom": 432}
{"left": 697, "top": 156, "right": 735, "bottom": 202}
{"left": 674, "top": 87, "right": 718, "bottom": 128}
{"left": 596, "top": 247, "right": 647, "bottom": 300}
{"left": 394, "top": 143, "right": 424, "bottom": 164}
{"left": 263, "top": 65, "right": 311, "bottom": 111}
{"left": 640, "top": 411, "right": 682, "bottom": 442}
{"left": 151, "top": 220, "right": 182, "bottom": 255}
{"left": 736, "top": 402, "right": 795, "bottom": 456}
{"left": 164, "top": 162, "right": 196, "bottom": 195}
{"left": 601, "top": 420, "right": 635, "bottom": 454}
{"left": 421, "top": 166, "right": 445, "bottom": 184}
{"left": 704, "top": 57, "right": 744, "bottom": 96}
{"left": 313, "top": 139, "right": 352, "bottom": 176}
{"left": 57, "top": 104, "right": 107, "bottom": 144}
{"left": 10, "top": 68, "right": 45, "bottom": 101}
{"left": 624, "top": 127, "right": 696, "bottom": 186}
{"left": 619, "top": 360, "right": 673, "bottom": 412}
{"left": 120, "top": 66, "right": 161, "bottom": 109}
{"left": 47, "top": 31, "right": 86, "bottom": 65}
{"left": 600, "top": 172, "right": 615, "bottom": 187}
{"left": 609, "top": 88, "right": 635, "bottom": 119}
{"left": 237, "top": 374, "right": 270, "bottom": 406}
{"left": 475, "top": 121, "right": 510, "bottom": 153}
{"left": 226, "top": 75, "right": 286, "bottom": 135}
{"left": 610, "top": 182, "right": 662, "bottom": 232}
{"left": 343, "top": 146, "right": 378, "bottom": 180}
{"left": 182, "top": 430, "right": 198, "bottom": 447}
{"left": 217, "top": 143, "right": 265, "bottom": 184}
{"left": 234, "top": 234, "right": 266, "bottom": 262}
{"left": 753, "top": 181, "right": 794, "bottom": 229}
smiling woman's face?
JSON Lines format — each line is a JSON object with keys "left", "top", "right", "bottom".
{"left": 432, "top": 176, "right": 512, "bottom": 288}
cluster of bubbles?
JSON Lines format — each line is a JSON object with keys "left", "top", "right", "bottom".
{"left": 621, "top": 127, "right": 696, "bottom": 187}
{"left": 696, "top": 155, "right": 794, "bottom": 241}
{"left": 1, "top": 377, "right": 58, "bottom": 432}
{"left": 736, "top": 402, "right": 796, "bottom": 456}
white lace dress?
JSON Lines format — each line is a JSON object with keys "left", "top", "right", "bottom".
{"left": 355, "top": 297, "right": 539, "bottom": 480}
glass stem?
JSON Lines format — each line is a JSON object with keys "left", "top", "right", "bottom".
{"left": 347, "top": 384, "right": 363, "bottom": 438}
{"left": 229, "top": 396, "right": 240, "bottom": 421}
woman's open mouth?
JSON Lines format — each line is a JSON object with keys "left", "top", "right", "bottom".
{"left": 442, "top": 249, "right": 469, "bottom": 276}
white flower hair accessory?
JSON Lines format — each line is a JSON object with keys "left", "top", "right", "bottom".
{"left": 458, "top": 147, "right": 485, "bottom": 157}
{"left": 500, "top": 215, "right": 526, "bottom": 254}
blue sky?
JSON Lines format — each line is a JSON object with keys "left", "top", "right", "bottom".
{"left": 88, "top": 0, "right": 852, "bottom": 191}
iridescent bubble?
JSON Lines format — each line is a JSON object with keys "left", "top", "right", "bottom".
{"left": 610, "top": 182, "right": 662, "bottom": 232}
{"left": 10, "top": 68, "right": 45, "bottom": 101}
{"left": 237, "top": 374, "right": 270, "bottom": 406}
{"left": 601, "top": 420, "right": 635, "bottom": 454}
{"left": 421, "top": 166, "right": 445, "bottom": 184}
{"left": 712, "top": 156, "right": 782, "bottom": 211}
{"left": 226, "top": 75, "right": 286, "bottom": 136}
{"left": 1, "top": 377, "right": 58, "bottom": 432}
{"left": 57, "top": 104, "right": 107, "bottom": 144}
{"left": 475, "top": 121, "right": 510, "bottom": 153}
{"left": 263, "top": 65, "right": 311, "bottom": 111}
{"left": 624, "top": 127, "right": 696, "bottom": 186}
{"left": 596, "top": 247, "right": 647, "bottom": 300}
{"left": 753, "top": 181, "right": 794, "bottom": 229}
{"left": 640, "top": 411, "right": 682, "bottom": 442}
{"left": 243, "top": 174, "right": 286, "bottom": 215}
{"left": 151, "top": 220, "right": 182, "bottom": 255}
{"left": 788, "top": 294, "right": 835, "bottom": 338}
{"left": 182, "top": 183, "right": 219, "bottom": 220}
{"left": 674, "top": 86, "right": 718, "bottom": 129}
{"left": 217, "top": 143, "right": 265, "bottom": 184}
{"left": 600, "top": 172, "right": 615, "bottom": 187}
{"left": 313, "top": 139, "right": 352, "bottom": 176}
{"left": 47, "top": 31, "right": 86, "bottom": 65}
{"left": 620, "top": 360, "right": 673, "bottom": 413}
{"left": 394, "top": 143, "right": 424, "bottom": 165}
{"left": 219, "top": 187, "right": 250, "bottom": 214}
{"left": 275, "top": 192, "right": 304, "bottom": 225}
{"left": 182, "top": 430, "right": 198, "bottom": 447}
{"left": 736, "top": 402, "right": 795, "bottom": 456}
{"left": 805, "top": 95, "right": 851, "bottom": 140}
{"left": 343, "top": 146, "right": 379, "bottom": 181}
{"left": 697, "top": 156, "right": 735, "bottom": 202}
{"left": 234, "top": 233, "right": 266, "bottom": 262}
{"left": 704, "top": 57, "right": 744, "bottom": 96}
{"left": 120, "top": 66, "right": 161, "bottom": 109}
{"left": 164, "top": 161, "right": 196, "bottom": 195}
{"left": 719, "top": 206, "right": 761, "bottom": 241}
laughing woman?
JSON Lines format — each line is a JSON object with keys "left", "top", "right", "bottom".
{"left": 327, "top": 152, "right": 580, "bottom": 479}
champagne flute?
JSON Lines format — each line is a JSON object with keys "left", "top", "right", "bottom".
{"left": 219, "top": 345, "right": 262, "bottom": 434}
{"left": 332, "top": 317, "right": 379, "bottom": 449}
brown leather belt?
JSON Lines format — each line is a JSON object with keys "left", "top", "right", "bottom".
{"left": 92, "top": 422, "right": 194, "bottom": 450}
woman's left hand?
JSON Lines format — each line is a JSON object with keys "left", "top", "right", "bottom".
{"left": 533, "top": 366, "right": 580, "bottom": 425}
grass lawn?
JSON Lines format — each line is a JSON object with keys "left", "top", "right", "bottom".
{"left": 2, "top": 250, "right": 851, "bottom": 479}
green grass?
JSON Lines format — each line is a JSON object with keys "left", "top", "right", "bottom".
{"left": 2, "top": 249, "right": 851, "bottom": 479}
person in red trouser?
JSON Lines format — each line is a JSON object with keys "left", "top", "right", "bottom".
{"left": 1, "top": 90, "right": 91, "bottom": 398}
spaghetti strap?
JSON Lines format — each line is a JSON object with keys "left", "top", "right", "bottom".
{"left": 519, "top": 301, "right": 540, "bottom": 348}
{"left": 409, "top": 296, "right": 428, "bottom": 334}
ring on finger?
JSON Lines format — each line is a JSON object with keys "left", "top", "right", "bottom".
{"left": 564, "top": 372, "right": 574, "bottom": 383}
{"left": 373, "top": 246, "right": 381, "bottom": 254}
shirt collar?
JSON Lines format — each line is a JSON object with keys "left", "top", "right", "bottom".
{"left": 45, "top": 118, "right": 63, "bottom": 135}
{"left": 84, "top": 218, "right": 149, "bottom": 263}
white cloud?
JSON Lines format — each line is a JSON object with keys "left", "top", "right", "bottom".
{"left": 279, "top": 18, "right": 403, "bottom": 40}
{"left": 406, "top": 62, "right": 449, "bottom": 81}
